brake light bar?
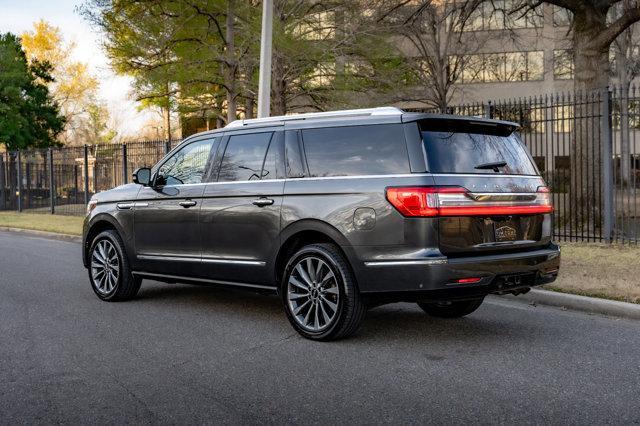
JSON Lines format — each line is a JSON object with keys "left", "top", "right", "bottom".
{"left": 386, "top": 186, "right": 553, "bottom": 217}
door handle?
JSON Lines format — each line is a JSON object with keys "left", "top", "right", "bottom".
{"left": 179, "top": 200, "right": 197, "bottom": 208}
{"left": 252, "top": 198, "right": 274, "bottom": 207}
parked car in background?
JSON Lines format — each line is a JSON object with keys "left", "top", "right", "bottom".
{"left": 82, "top": 107, "right": 560, "bottom": 340}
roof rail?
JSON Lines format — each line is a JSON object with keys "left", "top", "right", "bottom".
{"left": 224, "top": 107, "right": 404, "bottom": 129}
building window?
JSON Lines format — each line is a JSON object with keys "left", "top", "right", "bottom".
{"left": 553, "top": 50, "right": 574, "bottom": 80}
{"left": 455, "top": 51, "right": 544, "bottom": 83}
{"left": 461, "top": 0, "right": 543, "bottom": 31}
{"left": 553, "top": 105, "right": 574, "bottom": 133}
{"left": 553, "top": 6, "right": 573, "bottom": 27}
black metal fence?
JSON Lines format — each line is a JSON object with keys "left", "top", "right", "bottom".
{"left": 408, "top": 85, "right": 640, "bottom": 244}
{"left": 0, "top": 139, "right": 180, "bottom": 216}
{"left": 1, "top": 86, "right": 639, "bottom": 244}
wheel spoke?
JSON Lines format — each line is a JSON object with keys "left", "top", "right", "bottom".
{"left": 295, "top": 263, "right": 313, "bottom": 287}
{"left": 288, "top": 292, "right": 308, "bottom": 301}
{"left": 293, "top": 300, "right": 311, "bottom": 316}
{"left": 306, "top": 258, "right": 316, "bottom": 282}
{"left": 303, "top": 302, "right": 314, "bottom": 327}
{"left": 320, "top": 295, "right": 337, "bottom": 313}
{"left": 289, "top": 276, "right": 309, "bottom": 291}
{"left": 318, "top": 300, "right": 331, "bottom": 324}
{"left": 323, "top": 285, "right": 339, "bottom": 295}
{"left": 313, "top": 302, "right": 319, "bottom": 330}
{"left": 92, "top": 250, "right": 104, "bottom": 263}
{"left": 98, "top": 242, "right": 107, "bottom": 262}
{"left": 320, "top": 271, "right": 334, "bottom": 286}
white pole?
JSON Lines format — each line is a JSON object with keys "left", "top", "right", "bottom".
{"left": 257, "top": 0, "right": 273, "bottom": 118}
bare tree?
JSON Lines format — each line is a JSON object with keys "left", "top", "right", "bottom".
{"left": 377, "top": 1, "right": 488, "bottom": 111}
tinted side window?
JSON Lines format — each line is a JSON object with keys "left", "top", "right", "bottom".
{"left": 301, "top": 124, "right": 410, "bottom": 177}
{"left": 284, "top": 130, "right": 305, "bottom": 178}
{"left": 218, "top": 132, "right": 273, "bottom": 182}
{"left": 156, "top": 138, "right": 216, "bottom": 186}
{"left": 261, "top": 137, "right": 277, "bottom": 180}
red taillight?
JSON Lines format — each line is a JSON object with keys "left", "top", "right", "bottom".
{"left": 385, "top": 187, "right": 463, "bottom": 217}
{"left": 386, "top": 186, "right": 553, "bottom": 217}
{"left": 454, "top": 277, "right": 482, "bottom": 284}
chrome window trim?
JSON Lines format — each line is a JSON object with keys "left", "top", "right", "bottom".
{"left": 146, "top": 172, "right": 542, "bottom": 188}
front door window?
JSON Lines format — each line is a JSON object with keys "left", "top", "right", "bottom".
{"left": 156, "top": 139, "right": 216, "bottom": 186}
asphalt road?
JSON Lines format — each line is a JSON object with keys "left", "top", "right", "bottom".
{"left": 1, "top": 230, "right": 639, "bottom": 425}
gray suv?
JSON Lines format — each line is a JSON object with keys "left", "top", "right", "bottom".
{"left": 82, "top": 107, "right": 560, "bottom": 340}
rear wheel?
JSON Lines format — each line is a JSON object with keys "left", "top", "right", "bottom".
{"left": 417, "top": 298, "right": 484, "bottom": 318}
{"left": 88, "top": 230, "right": 141, "bottom": 301}
{"left": 281, "top": 243, "right": 366, "bottom": 341}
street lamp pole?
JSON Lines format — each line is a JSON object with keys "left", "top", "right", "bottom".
{"left": 257, "top": 0, "right": 273, "bottom": 118}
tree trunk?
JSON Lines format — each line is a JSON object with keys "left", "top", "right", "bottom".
{"left": 570, "top": 18, "right": 611, "bottom": 231}
{"left": 245, "top": 97, "right": 254, "bottom": 119}
{"left": 163, "top": 104, "right": 171, "bottom": 142}
{"left": 226, "top": 0, "right": 237, "bottom": 123}
{"left": 271, "top": 51, "right": 287, "bottom": 115}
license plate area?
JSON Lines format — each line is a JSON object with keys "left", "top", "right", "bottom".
{"left": 492, "top": 219, "right": 518, "bottom": 242}
{"left": 496, "top": 272, "right": 535, "bottom": 287}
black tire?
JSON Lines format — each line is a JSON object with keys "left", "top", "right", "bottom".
{"left": 88, "top": 229, "right": 141, "bottom": 302}
{"left": 417, "top": 298, "right": 484, "bottom": 318}
{"left": 281, "top": 243, "right": 366, "bottom": 341}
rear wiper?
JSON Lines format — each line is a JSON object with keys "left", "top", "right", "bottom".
{"left": 475, "top": 161, "right": 507, "bottom": 172}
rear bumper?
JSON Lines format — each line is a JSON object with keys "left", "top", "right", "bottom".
{"left": 356, "top": 243, "right": 560, "bottom": 302}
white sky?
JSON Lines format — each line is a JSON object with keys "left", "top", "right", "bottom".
{"left": 0, "top": 0, "right": 154, "bottom": 137}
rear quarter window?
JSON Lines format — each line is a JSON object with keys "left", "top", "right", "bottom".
{"left": 301, "top": 124, "right": 410, "bottom": 177}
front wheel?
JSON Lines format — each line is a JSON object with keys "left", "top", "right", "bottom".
{"left": 88, "top": 230, "right": 141, "bottom": 301}
{"left": 281, "top": 243, "right": 366, "bottom": 341}
{"left": 417, "top": 298, "right": 484, "bottom": 318}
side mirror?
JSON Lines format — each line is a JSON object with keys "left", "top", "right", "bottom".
{"left": 132, "top": 167, "right": 152, "bottom": 186}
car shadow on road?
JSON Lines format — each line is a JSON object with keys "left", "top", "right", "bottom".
{"left": 134, "top": 281, "right": 544, "bottom": 345}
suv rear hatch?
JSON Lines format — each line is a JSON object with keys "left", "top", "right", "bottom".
{"left": 388, "top": 118, "right": 553, "bottom": 256}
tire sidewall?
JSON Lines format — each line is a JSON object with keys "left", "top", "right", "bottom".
{"left": 281, "top": 245, "right": 349, "bottom": 339}
{"left": 88, "top": 231, "right": 124, "bottom": 301}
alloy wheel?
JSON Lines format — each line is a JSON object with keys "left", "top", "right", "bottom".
{"left": 287, "top": 256, "right": 340, "bottom": 332}
{"left": 91, "top": 239, "right": 120, "bottom": 295}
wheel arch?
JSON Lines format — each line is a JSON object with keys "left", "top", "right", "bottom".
{"left": 273, "top": 219, "right": 359, "bottom": 288}
{"left": 83, "top": 214, "right": 129, "bottom": 268}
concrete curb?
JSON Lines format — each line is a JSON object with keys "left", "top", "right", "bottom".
{"left": 501, "top": 288, "right": 640, "bottom": 321}
{"left": 0, "top": 226, "right": 82, "bottom": 243}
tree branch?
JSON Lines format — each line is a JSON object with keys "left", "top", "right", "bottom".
{"left": 594, "top": 6, "right": 640, "bottom": 48}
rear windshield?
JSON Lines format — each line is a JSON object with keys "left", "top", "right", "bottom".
{"left": 421, "top": 129, "right": 538, "bottom": 175}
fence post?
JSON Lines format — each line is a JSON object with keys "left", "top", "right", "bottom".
{"left": 48, "top": 148, "right": 55, "bottom": 214}
{"left": 484, "top": 101, "right": 493, "bottom": 119}
{"left": 83, "top": 145, "right": 89, "bottom": 205}
{"left": 164, "top": 140, "right": 171, "bottom": 155}
{"left": 16, "top": 150, "right": 22, "bottom": 212}
{"left": 0, "top": 153, "right": 5, "bottom": 211}
{"left": 122, "top": 143, "right": 128, "bottom": 184}
{"left": 601, "top": 89, "right": 614, "bottom": 243}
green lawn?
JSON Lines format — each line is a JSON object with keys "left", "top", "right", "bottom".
{"left": 0, "top": 211, "right": 638, "bottom": 303}
{"left": 0, "top": 212, "right": 83, "bottom": 236}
